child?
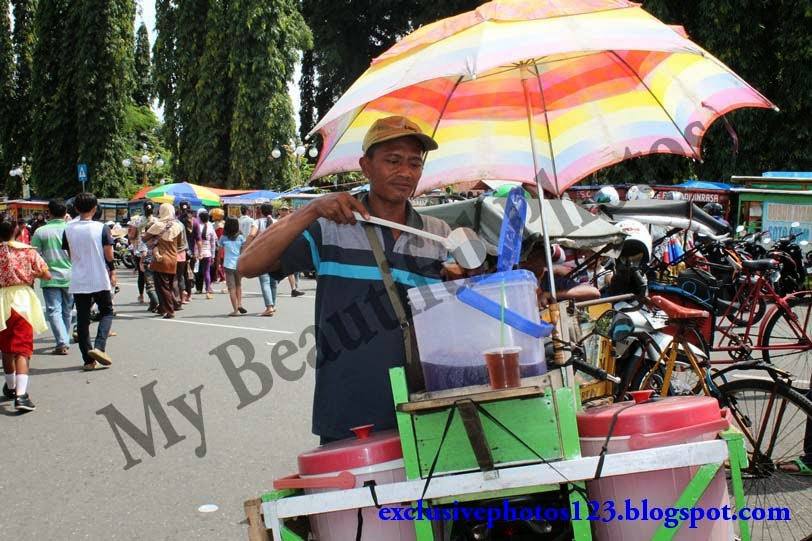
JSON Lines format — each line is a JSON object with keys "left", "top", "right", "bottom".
{"left": 218, "top": 217, "right": 246, "bottom": 316}
{"left": 0, "top": 219, "right": 51, "bottom": 412}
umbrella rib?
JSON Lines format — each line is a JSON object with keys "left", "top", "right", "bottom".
{"left": 429, "top": 75, "right": 465, "bottom": 144}
{"left": 530, "top": 63, "right": 559, "bottom": 192}
{"left": 608, "top": 50, "right": 702, "bottom": 161}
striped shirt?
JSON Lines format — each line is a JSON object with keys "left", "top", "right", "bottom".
{"left": 30, "top": 219, "right": 71, "bottom": 288}
{"left": 271, "top": 194, "right": 450, "bottom": 440}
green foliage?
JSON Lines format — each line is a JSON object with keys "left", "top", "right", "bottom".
{"left": 133, "top": 22, "right": 152, "bottom": 106}
{"left": 229, "top": 0, "right": 313, "bottom": 190}
{"left": 182, "top": 0, "right": 233, "bottom": 187}
{"left": 30, "top": 0, "right": 76, "bottom": 199}
{"left": 0, "top": 0, "right": 14, "bottom": 178}
{"left": 6, "top": 0, "right": 35, "bottom": 196}
{"left": 153, "top": 0, "right": 179, "bottom": 171}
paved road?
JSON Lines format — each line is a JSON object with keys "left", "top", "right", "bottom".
{"left": 2, "top": 275, "right": 320, "bottom": 540}
{"left": 6, "top": 275, "right": 812, "bottom": 539}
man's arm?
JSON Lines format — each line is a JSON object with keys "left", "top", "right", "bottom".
{"left": 238, "top": 193, "right": 369, "bottom": 278}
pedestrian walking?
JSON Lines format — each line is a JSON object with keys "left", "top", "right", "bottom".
{"left": 30, "top": 198, "right": 73, "bottom": 355}
{"left": 0, "top": 219, "right": 51, "bottom": 411}
{"left": 143, "top": 203, "right": 185, "bottom": 320}
{"left": 218, "top": 217, "right": 246, "bottom": 316}
{"left": 196, "top": 211, "right": 216, "bottom": 299}
{"left": 63, "top": 193, "right": 116, "bottom": 371}
{"left": 254, "top": 203, "right": 277, "bottom": 316}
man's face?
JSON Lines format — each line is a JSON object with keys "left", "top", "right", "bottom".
{"left": 360, "top": 137, "right": 424, "bottom": 205}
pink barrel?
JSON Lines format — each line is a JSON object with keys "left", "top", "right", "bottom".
{"left": 274, "top": 425, "right": 416, "bottom": 541}
{"left": 577, "top": 392, "right": 732, "bottom": 540}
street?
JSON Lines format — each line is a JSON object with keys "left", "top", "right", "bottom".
{"left": 1, "top": 275, "right": 319, "bottom": 540}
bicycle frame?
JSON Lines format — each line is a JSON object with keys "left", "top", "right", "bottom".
{"left": 712, "top": 268, "right": 812, "bottom": 361}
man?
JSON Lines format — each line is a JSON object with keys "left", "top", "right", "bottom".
{"left": 275, "top": 205, "right": 304, "bottom": 297}
{"left": 254, "top": 203, "right": 278, "bottom": 316}
{"left": 29, "top": 212, "right": 47, "bottom": 236}
{"left": 240, "top": 115, "right": 451, "bottom": 443}
{"left": 238, "top": 205, "right": 258, "bottom": 245}
{"left": 63, "top": 193, "right": 115, "bottom": 371}
{"left": 31, "top": 199, "right": 73, "bottom": 355}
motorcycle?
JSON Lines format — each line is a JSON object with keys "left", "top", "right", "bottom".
{"left": 113, "top": 236, "right": 135, "bottom": 269}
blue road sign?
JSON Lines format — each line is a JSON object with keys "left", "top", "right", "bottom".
{"left": 78, "top": 163, "right": 88, "bottom": 183}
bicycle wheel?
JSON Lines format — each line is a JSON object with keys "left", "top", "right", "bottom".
{"left": 761, "top": 294, "right": 812, "bottom": 387}
{"left": 716, "top": 378, "right": 812, "bottom": 540}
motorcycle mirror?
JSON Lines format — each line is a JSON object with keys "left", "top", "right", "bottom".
{"left": 802, "top": 240, "right": 809, "bottom": 247}
{"left": 791, "top": 221, "right": 801, "bottom": 228}
{"left": 595, "top": 310, "right": 635, "bottom": 341}
{"left": 735, "top": 225, "right": 746, "bottom": 234}
{"left": 762, "top": 236, "right": 772, "bottom": 245}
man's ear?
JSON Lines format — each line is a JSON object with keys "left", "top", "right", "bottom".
{"left": 359, "top": 155, "right": 371, "bottom": 179}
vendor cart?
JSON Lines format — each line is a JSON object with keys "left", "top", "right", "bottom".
{"left": 258, "top": 359, "right": 750, "bottom": 541}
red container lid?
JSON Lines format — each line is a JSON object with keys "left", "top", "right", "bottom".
{"left": 298, "top": 425, "right": 404, "bottom": 476}
{"left": 576, "top": 393, "right": 724, "bottom": 438}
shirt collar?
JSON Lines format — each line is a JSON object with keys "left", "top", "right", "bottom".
{"left": 359, "top": 192, "right": 424, "bottom": 229}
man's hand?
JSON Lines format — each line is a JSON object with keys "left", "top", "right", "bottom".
{"left": 309, "top": 193, "right": 370, "bottom": 224}
{"left": 109, "top": 270, "right": 117, "bottom": 287}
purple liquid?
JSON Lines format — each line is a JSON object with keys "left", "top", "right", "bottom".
{"left": 422, "top": 360, "right": 545, "bottom": 391}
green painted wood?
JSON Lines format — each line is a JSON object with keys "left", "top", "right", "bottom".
{"left": 261, "top": 489, "right": 301, "bottom": 503}
{"left": 432, "top": 484, "right": 560, "bottom": 505}
{"left": 413, "top": 388, "right": 562, "bottom": 477}
{"left": 721, "top": 429, "right": 751, "bottom": 541}
{"left": 390, "top": 367, "right": 423, "bottom": 481}
{"left": 280, "top": 526, "right": 306, "bottom": 541}
{"left": 650, "top": 462, "right": 721, "bottom": 541}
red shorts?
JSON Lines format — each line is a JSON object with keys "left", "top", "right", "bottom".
{"left": 0, "top": 309, "right": 34, "bottom": 358}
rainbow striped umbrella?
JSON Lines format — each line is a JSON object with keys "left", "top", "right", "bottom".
{"left": 309, "top": 0, "right": 776, "bottom": 196}
{"left": 145, "top": 182, "right": 221, "bottom": 207}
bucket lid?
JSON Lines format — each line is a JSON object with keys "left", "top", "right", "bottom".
{"left": 576, "top": 394, "right": 724, "bottom": 438}
{"left": 298, "top": 425, "right": 404, "bottom": 475}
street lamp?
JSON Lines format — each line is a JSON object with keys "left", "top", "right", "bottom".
{"left": 123, "top": 143, "right": 164, "bottom": 187}
{"left": 9, "top": 156, "right": 31, "bottom": 199}
{"left": 271, "top": 139, "right": 319, "bottom": 185}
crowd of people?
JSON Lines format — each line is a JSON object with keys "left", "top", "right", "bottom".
{"left": 0, "top": 194, "right": 306, "bottom": 413}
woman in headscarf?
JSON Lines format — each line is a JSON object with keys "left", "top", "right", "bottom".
{"left": 142, "top": 203, "right": 184, "bottom": 319}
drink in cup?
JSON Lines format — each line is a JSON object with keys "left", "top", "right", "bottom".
{"left": 483, "top": 346, "right": 522, "bottom": 389}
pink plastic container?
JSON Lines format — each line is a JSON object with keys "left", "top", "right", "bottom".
{"left": 274, "top": 425, "right": 415, "bottom": 541}
{"left": 577, "top": 392, "right": 733, "bottom": 540}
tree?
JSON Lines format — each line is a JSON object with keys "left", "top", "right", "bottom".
{"left": 0, "top": 0, "right": 14, "bottom": 182}
{"left": 153, "top": 0, "right": 180, "bottom": 175}
{"left": 181, "top": 0, "right": 233, "bottom": 186}
{"left": 173, "top": 0, "right": 211, "bottom": 182}
{"left": 133, "top": 22, "right": 152, "bottom": 106}
{"left": 30, "top": 0, "right": 78, "bottom": 198}
{"left": 229, "top": 0, "right": 312, "bottom": 189}
{"left": 69, "top": 0, "right": 135, "bottom": 196}
{"left": 6, "top": 0, "right": 35, "bottom": 196}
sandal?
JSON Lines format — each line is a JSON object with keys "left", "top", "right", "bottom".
{"left": 777, "top": 457, "right": 812, "bottom": 476}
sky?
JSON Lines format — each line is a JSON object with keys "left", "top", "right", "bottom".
{"left": 135, "top": 0, "right": 302, "bottom": 127}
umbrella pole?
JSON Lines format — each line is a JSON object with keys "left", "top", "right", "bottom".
{"left": 521, "top": 70, "right": 571, "bottom": 377}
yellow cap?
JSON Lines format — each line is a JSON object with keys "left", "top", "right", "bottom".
{"left": 362, "top": 116, "right": 439, "bottom": 153}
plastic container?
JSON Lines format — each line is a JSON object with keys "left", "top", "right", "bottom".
{"left": 408, "top": 270, "right": 551, "bottom": 391}
{"left": 273, "top": 425, "right": 415, "bottom": 541}
{"left": 576, "top": 392, "right": 733, "bottom": 540}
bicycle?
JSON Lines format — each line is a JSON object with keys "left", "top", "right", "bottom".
{"left": 630, "top": 294, "right": 812, "bottom": 540}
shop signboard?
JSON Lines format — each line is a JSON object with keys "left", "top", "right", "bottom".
{"left": 763, "top": 202, "right": 812, "bottom": 241}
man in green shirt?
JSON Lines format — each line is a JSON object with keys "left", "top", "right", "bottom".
{"left": 30, "top": 199, "right": 72, "bottom": 355}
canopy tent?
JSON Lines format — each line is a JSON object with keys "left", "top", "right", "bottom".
{"left": 597, "top": 200, "right": 729, "bottom": 237}
{"left": 417, "top": 196, "right": 626, "bottom": 255}
{"left": 221, "top": 190, "right": 283, "bottom": 206}
{"left": 673, "top": 180, "right": 732, "bottom": 191}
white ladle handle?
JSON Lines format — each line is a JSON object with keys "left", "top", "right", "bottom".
{"left": 352, "top": 211, "right": 449, "bottom": 247}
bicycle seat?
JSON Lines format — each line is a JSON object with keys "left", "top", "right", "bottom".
{"left": 740, "top": 258, "right": 779, "bottom": 271}
{"left": 648, "top": 295, "right": 710, "bottom": 320}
